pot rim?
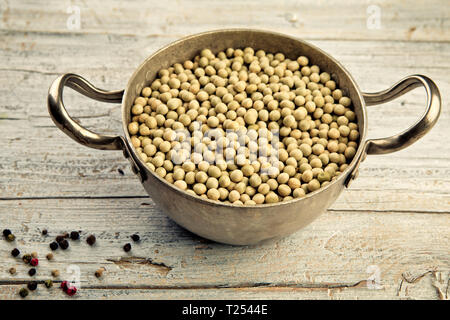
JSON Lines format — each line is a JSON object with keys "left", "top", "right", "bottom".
{"left": 121, "top": 28, "right": 368, "bottom": 209}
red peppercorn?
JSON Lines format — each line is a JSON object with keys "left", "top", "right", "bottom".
{"left": 30, "top": 258, "right": 39, "bottom": 266}
{"left": 66, "top": 286, "right": 77, "bottom": 296}
{"left": 60, "top": 281, "right": 68, "bottom": 292}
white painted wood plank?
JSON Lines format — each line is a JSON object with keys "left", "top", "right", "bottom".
{"left": 0, "top": 32, "right": 448, "bottom": 213}
{"left": 0, "top": 0, "right": 448, "bottom": 42}
{"left": 0, "top": 198, "right": 448, "bottom": 299}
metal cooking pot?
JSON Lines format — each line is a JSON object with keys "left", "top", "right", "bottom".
{"left": 48, "top": 29, "right": 441, "bottom": 245}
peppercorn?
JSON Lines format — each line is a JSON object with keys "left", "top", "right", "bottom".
{"left": 28, "top": 268, "right": 36, "bottom": 277}
{"left": 42, "top": 229, "right": 48, "bottom": 236}
{"left": 59, "top": 239, "right": 69, "bottom": 250}
{"left": 49, "top": 241, "right": 58, "bottom": 251}
{"left": 131, "top": 234, "right": 140, "bottom": 242}
{"left": 86, "top": 235, "right": 96, "bottom": 246}
{"left": 46, "top": 253, "right": 54, "bottom": 260}
{"left": 51, "top": 269, "right": 60, "bottom": 277}
{"left": 44, "top": 280, "right": 53, "bottom": 288}
{"left": 22, "top": 254, "right": 32, "bottom": 264}
{"left": 2, "top": 229, "right": 11, "bottom": 237}
{"left": 11, "top": 248, "right": 20, "bottom": 257}
{"left": 123, "top": 243, "right": 132, "bottom": 252}
{"left": 30, "top": 258, "right": 39, "bottom": 266}
{"left": 7, "top": 234, "right": 15, "bottom": 242}
{"left": 55, "top": 235, "right": 65, "bottom": 243}
{"left": 60, "top": 281, "right": 68, "bottom": 292}
{"left": 95, "top": 268, "right": 105, "bottom": 278}
{"left": 27, "top": 281, "right": 38, "bottom": 291}
{"left": 70, "top": 231, "right": 80, "bottom": 240}
{"left": 66, "top": 286, "right": 77, "bottom": 296}
{"left": 19, "top": 288, "right": 29, "bottom": 298}
{"left": 63, "top": 232, "right": 69, "bottom": 238}
{"left": 9, "top": 267, "right": 16, "bottom": 275}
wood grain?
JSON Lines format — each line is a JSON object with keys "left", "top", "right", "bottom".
{"left": 0, "top": 0, "right": 449, "bottom": 300}
{"left": 0, "top": 0, "right": 449, "bottom": 42}
{"left": 0, "top": 198, "right": 448, "bottom": 300}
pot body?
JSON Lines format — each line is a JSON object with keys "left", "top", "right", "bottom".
{"left": 121, "top": 30, "right": 367, "bottom": 245}
{"left": 48, "top": 29, "right": 441, "bottom": 245}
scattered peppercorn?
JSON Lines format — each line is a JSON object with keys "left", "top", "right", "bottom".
{"left": 86, "top": 235, "right": 96, "bottom": 246}
{"left": 59, "top": 239, "right": 69, "bottom": 250}
{"left": 70, "top": 231, "right": 80, "bottom": 240}
{"left": 22, "top": 254, "right": 32, "bottom": 264}
{"left": 66, "top": 286, "right": 77, "bottom": 296}
{"left": 28, "top": 268, "right": 36, "bottom": 277}
{"left": 46, "top": 253, "right": 54, "bottom": 260}
{"left": 31, "top": 252, "right": 38, "bottom": 258}
{"left": 49, "top": 241, "right": 58, "bottom": 251}
{"left": 9, "top": 267, "right": 16, "bottom": 275}
{"left": 42, "top": 229, "right": 48, "bottom": 236}
{"left": 60, "top": 281, "right": 68, "bottom": 292}
{"left": 30, "top": 258, "right": 39, "bottom": 267}
{"left": 44, "top": 280, "right": 53, "bottom": 288}
{"left": 51, "top": 269, "right": 60, "bottom": 277}
{"left": 19, "top": 288, "right": 29, "bottom": 298}
{"left": 27, "top": 281, "right": 38, "bottom": 291}
{"left": 7, "top": 234, "right": 15, "bottom": 242}
{"left": 123, "top": 243, "right": 132, "bottom": 252}
{"left": 11, "top": 248, "right": 20, "bottom": 257}
{"left": 63, "top": 232, "right": 70, "bottom": 238}
{"left": 95, "top": 268, "right": 105, "bottom": 278}
{"left": 131, "top": 234, "right": 140, "bottom": 242}
{"left": 3, "top": 229, "right": 11, "bottom": 237}
{"left": 55, "top": 235, "right": 65, "bottom": 243}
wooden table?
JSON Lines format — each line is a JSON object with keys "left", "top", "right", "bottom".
{"left": 0, "top": 0, "right": 448, "bottom": 300}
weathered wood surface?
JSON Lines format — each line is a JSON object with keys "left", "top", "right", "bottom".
{"left": 0, "top": 0, "right": 449, "bottom": 299}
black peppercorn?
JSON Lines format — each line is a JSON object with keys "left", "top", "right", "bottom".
{"left": 59, "top": 239, "right": 69, "bottom": 250}
{"left": 19, "top": 288, "right": 29, "bottom": 298}
{"left": 123, "top": 243, "right": 132, "bottom": 252}
{"left": 3, "top": 229, "right": 11, "bottom": 237}
{"left": 70, "top": 231, "right": 80, "bottom": 240}
{"left": 22, "top": 254, "right": 32, "bottom": 264}
{"left": 63, "top": 232, "right": 69, "bottom": 238}
{"left": 49, "top": 241, "right": 59, "bottom": 251}
{"left": 131, "top": 234, "right": 140, "bottom": 242}
{"left": 86, "top": 235, "right": 96, "bottom": 246}
{"left": 27, "top": 281, "right": 38, "bottom": 291}
{"left": 42, "top": 229, "right": 48, "bottom": 236}
{"left": 11, "top": 248, "right": 20, "bottom": 257}
{"left": 55, "top": 235, "right": 65, "bottom": 243}
{"left": 28, "top": 268, "right": 36, "bottom": 277}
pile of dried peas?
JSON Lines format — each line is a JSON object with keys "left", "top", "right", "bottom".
{"left": 127, "top": 47, "right": 359, "bottom": 205}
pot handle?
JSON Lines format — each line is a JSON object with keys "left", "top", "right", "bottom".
{"left": 48, "top": 73, "right": 125, "bottom": 150}
{"left": 362, "top": 74, "right": 441, "bottom": 155}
